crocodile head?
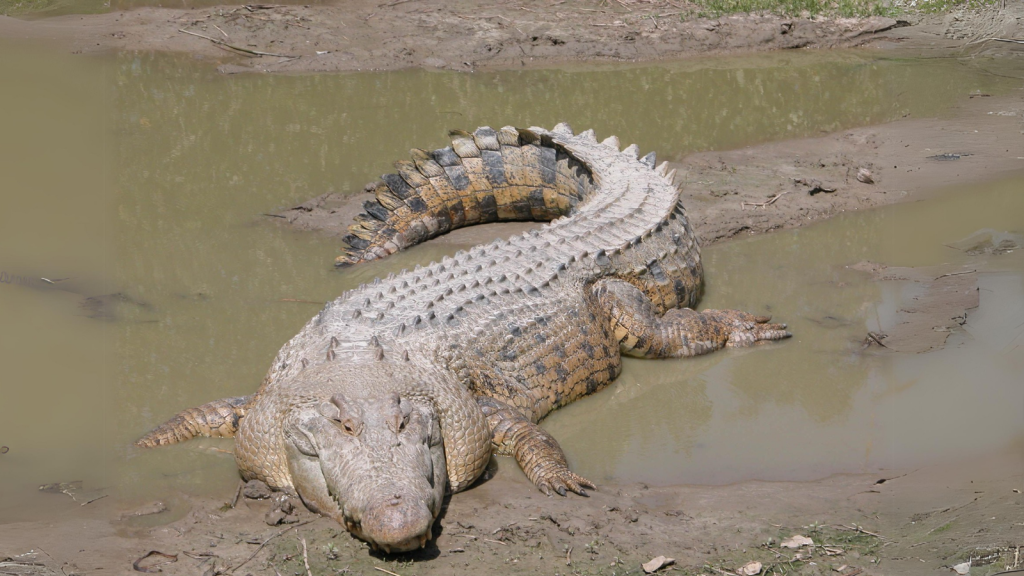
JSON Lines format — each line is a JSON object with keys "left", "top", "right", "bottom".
{"left": 284, "top": 391, "right": 446, "bottom": 553}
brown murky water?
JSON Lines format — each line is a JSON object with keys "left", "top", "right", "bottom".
{"left": 0, "top": 45, "right": 1021, "bottom": 520}
{"left": 545, "top": 177, "right": 1024, "bottom": 485}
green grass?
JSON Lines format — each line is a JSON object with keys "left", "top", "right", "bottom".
{"left": 902, "top": 0, "right": 1000, "bottom": 13}
{"left": 667, "top": 0, "right": 1000, "bottom": 20}
{"left": 684, "top": 0, "right": 900, "bottom": 19}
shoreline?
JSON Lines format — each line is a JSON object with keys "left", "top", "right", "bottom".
{"left": 1, "top": 451, "right": 1021, "bottom": 575}
{"left": 277, "top": 87, "right": 1024, "bottom": 252}
{"left": 0, "top": 1, "right": 1021, "bottom": 75}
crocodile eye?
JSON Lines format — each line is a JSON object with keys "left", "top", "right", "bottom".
{"left": 398, "top": 414, "right": 409, "bottom": 432}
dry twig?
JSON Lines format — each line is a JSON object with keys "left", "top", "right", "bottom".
{"left": 229, "top": 480, "right": 244, "bottom": 508}
{"left": 934, "top": 270, "right": 976, "bottom": 280}
{"left": 833, "top": 524, "right": 889, "bottom": 540}
{"left": 178, "top": 28, "right": 298, "bottom": 59}
{"left": 230, "top": 517, "right": 320, "bottom": 572}
{"left": 81, "top": 494, "right": 108, "bottom": 506}
{"left": 741, "top": 190, "right": 789, "bottom": 209}
{"left": 300, "top": 538, "right": 312, "bottom": 576}
{"left": 969, "top": 37, "right": 1024, "bottom": 44}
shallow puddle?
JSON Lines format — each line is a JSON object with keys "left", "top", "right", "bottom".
{"left": 545, "top": 175, "right": 1024, "bottom": 485}
{"left": 0, "top": 45, "right": 1021, "bottom": 519}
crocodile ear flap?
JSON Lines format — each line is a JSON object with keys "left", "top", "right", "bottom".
{"left": 322, "top": 393, "right": 364, "bottom": 437}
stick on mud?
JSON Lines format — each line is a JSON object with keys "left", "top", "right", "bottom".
{"left": 177, "top": 28, "right": 298, "bottom": 59}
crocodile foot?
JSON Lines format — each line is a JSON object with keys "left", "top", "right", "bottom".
{"left": 531, "top": 460, "right": 596, "bottom": 497}
{"left": 479, "top": 396, "right": 596, "bottom": 497}
{"left": 514, "top": 423, "right": 596, "bottom": 497}
{"left": 698, "top": 309, "right": 791, "bottom": 346}
{"left": 594, "top": 278, "right": 792, "bottom": 358}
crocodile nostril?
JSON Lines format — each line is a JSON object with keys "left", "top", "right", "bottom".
{"left": 389, "top": 494, "right": 402, "bottom": 506}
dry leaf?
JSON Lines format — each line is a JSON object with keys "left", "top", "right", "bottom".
{"left": 856, "top": 167, "right": 874, "bottom": 184}
{"left": 642, "top": 555, "right": 675, "bottom": 573}
{"left": 780, "top": 535, "right": 814, "bottom": 549}
{"left": 952, "top": 561, "right": 971, "bottom": 575}
{"left": 738, "top": 560, "right": 763, "bottom": 575}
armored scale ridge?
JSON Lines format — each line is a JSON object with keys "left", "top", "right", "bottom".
{"left": 136, "top": 123, "right": 791, "bottom": 553}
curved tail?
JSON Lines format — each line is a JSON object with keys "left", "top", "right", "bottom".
{"left": 135, "top": 395, "right": 254, "bottom": 448}
{"left": 336, "top": 125, "right": 596, "bottom": 267}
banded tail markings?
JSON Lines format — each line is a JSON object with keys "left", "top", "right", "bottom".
{"left": 336, "top": 126, "right": 598, "bottom": 268}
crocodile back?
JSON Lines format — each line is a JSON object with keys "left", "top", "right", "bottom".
{"left": 261, "top": 124, "right": 702, "bottom": 392}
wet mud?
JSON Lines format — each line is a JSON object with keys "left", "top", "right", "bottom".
{"left": 2, "top": 452, "right": 1022, "bottom": 576}
{"left": 1, "top": 1, "right": 1022, "bottom": 75}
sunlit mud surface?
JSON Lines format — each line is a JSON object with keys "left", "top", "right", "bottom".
{"left": 0, "top": 45, "right": 1021, "bottom": 521}
{"left": 7, "top": 0, "right": 333, "bottom": 18}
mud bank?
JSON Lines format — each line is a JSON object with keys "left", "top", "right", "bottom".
{"left": 0, "top": 0, "right": 1021, "bottom": 74}
{"left": 2, "top": 451, "right": 1022, "bottom": 576}
{"left": 279, "top": 86, "right": 1024, "bottom": 252}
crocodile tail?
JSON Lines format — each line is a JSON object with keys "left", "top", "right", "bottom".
{"left": 134, "top": 395, "right": 254, "bottom": 448}
{"left": 336, "top": 125, "right": 596, "bottom": 267}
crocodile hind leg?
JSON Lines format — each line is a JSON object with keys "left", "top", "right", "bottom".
{"left": 476, "top": 397, "right": 595, "bottom": 496}
{"left": 593, "top": 279, "right": 790, "bottom": 358}
{"left": 135, "top": 395, "right": 254, "bottom": 447}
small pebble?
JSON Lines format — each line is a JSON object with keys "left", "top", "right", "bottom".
{"left": 242, "top": 479, "right": 272, "bottom": 500}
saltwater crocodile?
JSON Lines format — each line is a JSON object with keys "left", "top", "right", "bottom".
{"left": 136, "top": 124, "right": 790, "bottom": 553}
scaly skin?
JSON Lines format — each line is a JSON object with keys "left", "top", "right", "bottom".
{"left": 135, "top": 123, "right": 790, "bottom": 552}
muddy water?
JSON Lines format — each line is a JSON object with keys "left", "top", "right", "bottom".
{"left": 545, "top": 175, "right": 1024, "bottom": 485}
{"left": 0, "top": 45, "right": 1021, "bottom": 519}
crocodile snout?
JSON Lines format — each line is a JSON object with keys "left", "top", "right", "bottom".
{"left": 361, "top": 495, "right": 434, "bottom": 553}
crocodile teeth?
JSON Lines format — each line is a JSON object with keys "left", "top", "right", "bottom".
{"left": 622, "top": 144, "right": 639, "bottom": 159}
{"left": 601, "top": 135, "right": 620, "bottom": 149}
{"left": 640, "top": 151, "right": 657, "bottom": 169}
{"left": 655, "top": 161, "right": 670, "bottom": 177}
{"left": 577, "top": 128, "right": 596, "bottom": 142}
{"left": 552, "top": 122, "right": 573, "bottom": 136}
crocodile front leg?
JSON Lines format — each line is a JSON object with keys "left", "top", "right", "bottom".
{"left": 477, "top": 397, "right": 595, "bottom": 496}
{"left": 593, "top": 279, "right": 791, "bottom": 358}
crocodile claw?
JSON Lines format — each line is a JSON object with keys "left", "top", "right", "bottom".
{"left": 705, "top": 309, "right": 792, "bottom": 346}
{"left": 536, "top": 467, "right": 596, "bottom": 497}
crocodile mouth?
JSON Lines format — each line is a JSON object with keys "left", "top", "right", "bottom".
{"left": 345, "top": 509, "right": 434, "bottom": 553}
{"left": 368, "top": 530, "right": 432, "bottom": 554}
